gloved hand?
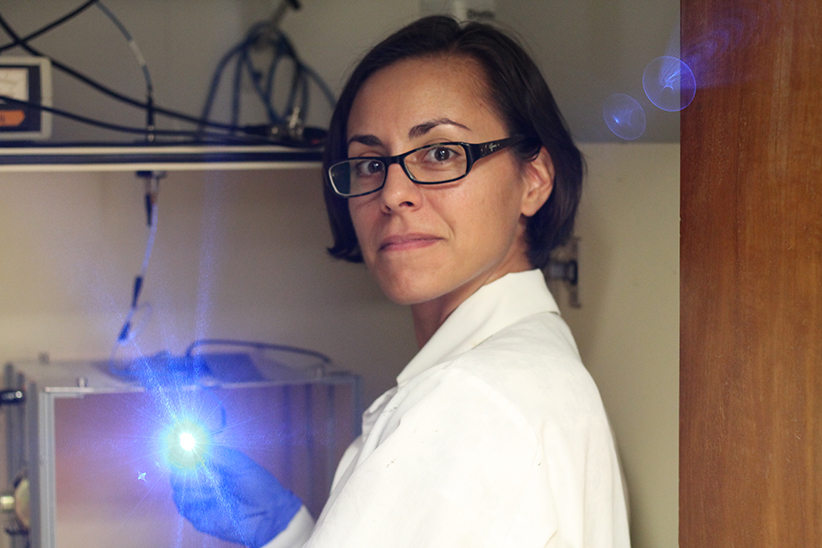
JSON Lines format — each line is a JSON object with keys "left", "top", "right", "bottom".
{"left": 170, "top": 446, "right": 302, "bottom": 548}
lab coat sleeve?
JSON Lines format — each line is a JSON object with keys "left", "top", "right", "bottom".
{"left": 304, "top": 366, "right": 559, "bottom": 548}
{"left": 260, "top": 505, "right": 314, "bottom": 548}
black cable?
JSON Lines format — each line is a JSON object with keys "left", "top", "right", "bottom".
{"left": 185, "top": 339, "right": 331, "bottom": 365}
{"left": 0, "top": 94, "right": 199, "bottom": 138}
{"left": 231, "top": 39, "right": 245, "bottom": 127}
{"left": 271, "top": 29, "right": 304, "bottom": 120}
{"left": 94, "top": 0, "right": 155, "bottom": 139}
{"left": 243, "top": 44, "right": 280, "bottom": 123}
{"left": 107, "top": 338, "right": 332, "bottom": 385}
{"left": 301, "top": 63, "right": 336, "bottom": 114}
{"left": 0, "top": 94, "right": 283, "bottom": 143}
{"left": 0, "top": 12, "right": 142, "bottom": 109}
{"left": 276, "top": 32, "right": 301, "bottom": 118}
{"left": 112, "top": 171, "right": 161, "bottom": 354}
{"left": 198, "top": 37, "right": 252, "bottom": 135}
{"left": 202, "top": 19, "right": 337, "bottom": 137}
{"left": 297, "top": 65, "right": 310, "bottom": 121}
{"left": 0, "top": 11, "right": 239, "bottom": 133}
{"left": 0, "top": 8, "right": 332, "bottom": 144}
{"left": 0, "top": 0, "right": 98, "bottom": 54}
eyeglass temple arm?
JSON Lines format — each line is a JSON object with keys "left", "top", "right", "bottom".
{"left": 475, "top": 136, "right": 521, "bottom": 159}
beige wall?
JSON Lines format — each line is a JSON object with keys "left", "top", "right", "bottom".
{"left": 1, "top": 2, "right": 679, "bottom": 547}
{"left": 555, "top": 143, "right": 680, "bottom": 548}
{"left": 0, "top": 168, "right": 417, "bottom": 405}
{"left": 0, "top": 145, "right": 679, "bottom": 548}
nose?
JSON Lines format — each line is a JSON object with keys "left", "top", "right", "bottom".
{"left": 379, "top": 163, "right": 422, "bottom": 212}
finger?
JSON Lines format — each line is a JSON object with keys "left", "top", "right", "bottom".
{"left": 170, "top": 475, "right": 215, "bottom": 498}
{"left": 207, "top": 445, "right": 260, "bottom": 474}
{"left": 172, "top": 483, "right": 215, "bottom": 509}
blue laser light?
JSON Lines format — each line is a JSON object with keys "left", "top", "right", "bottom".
{"left": 164, "top": 419, "right": 212, "bottom": 468}
{"left": 179, "top": 431, "right": 197, "bottom": 451}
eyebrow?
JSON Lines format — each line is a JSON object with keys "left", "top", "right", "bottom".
{"left": 408, "top": 118, "right": 470, "bottom": 139}
{"left": 347, "top": 118, "right": 471, "bottom": 147}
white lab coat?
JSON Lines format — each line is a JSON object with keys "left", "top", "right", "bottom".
{"left": 269, "top": 269, "right": 630, "bottom": 548}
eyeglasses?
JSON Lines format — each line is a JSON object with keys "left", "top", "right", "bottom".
{"left": 327, "top": 136, "right": 522, "bottom": 198}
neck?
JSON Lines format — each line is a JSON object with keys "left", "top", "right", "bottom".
{"left": 410, "top": 263, "right": 532, "bottom": 348}
{"left": 407, "top": 228, "right": 534, "bottom": 348}
{"left": 410, "top": 300, "right": 450, "bottom": 348}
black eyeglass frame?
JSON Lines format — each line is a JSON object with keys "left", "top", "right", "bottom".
{"left": 327, "top": 135, "right": 524, "bottom": 198}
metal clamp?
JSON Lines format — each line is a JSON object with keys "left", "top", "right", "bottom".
{"left": 546, "top": 237, "right": 581, "bottom": 308}
{"left": 0, "top": 389, "right": 24, "bottom": 405}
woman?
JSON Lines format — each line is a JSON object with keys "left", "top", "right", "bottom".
{"left": 173, "top": 15, "right": 630, "bottom": 548}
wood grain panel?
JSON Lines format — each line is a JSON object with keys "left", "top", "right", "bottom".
{"left": 681, "top": 0, "right": 822, "bottom": 546}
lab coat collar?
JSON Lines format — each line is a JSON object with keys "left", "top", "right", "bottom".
{"left": 396, "top": 269, "right": 559, "bottom": 387}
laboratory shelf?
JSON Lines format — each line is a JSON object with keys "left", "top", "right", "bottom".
{"left": 0, "top": 142, "right": 323, "bottom": 172}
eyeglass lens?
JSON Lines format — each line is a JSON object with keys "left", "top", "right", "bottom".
{"left": 330, "top": 143, "right": 468, "bottom": 197}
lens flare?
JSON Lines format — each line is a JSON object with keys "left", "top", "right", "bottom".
{"left": 179, "top": 432, "right": 197, "bottom": 451}
{"left": 163, "top": 419, "right": 212, "bottom": 468}
{"left": 603, "top": 94, "right": 646, "bottom": 140}
{"left": 643, "top": 56, "right": 696, "bottom": 112}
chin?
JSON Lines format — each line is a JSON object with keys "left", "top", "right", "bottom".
{"left": 374, "top": 272, "right": 438, "bottom": 306}
{"left": 378, "top": 283, "right": 429, "bottom": 306}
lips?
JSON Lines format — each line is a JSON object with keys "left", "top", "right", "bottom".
{"left": 378, "top": 233, "right": 442, "bottom": 252}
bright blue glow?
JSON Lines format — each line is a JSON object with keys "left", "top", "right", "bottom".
{"left": 137, "top": 381, "right": 227, "bottom": 474}
{"left": 162, "top": 418, "right": 213, "bottom": 469}
{"left": 603, "top": 94, "right": 647, "bottom": 140}
{"left": 179, "top": 432, "right": 197, "bottom": 451}
{"left": 643, "top": 56, "right": 697, "bottom": 112}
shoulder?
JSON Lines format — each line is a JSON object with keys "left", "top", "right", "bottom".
{"left": 449, "top": 312, "right": 608, "bottom": 425}
{"left": 389, "top": 311, "right": 609, "bottom": 445}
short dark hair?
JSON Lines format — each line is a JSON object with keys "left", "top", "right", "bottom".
{"left": 323, "top": 16, "right": 582, "bottom": 269}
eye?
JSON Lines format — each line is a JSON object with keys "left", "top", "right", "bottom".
{"left": 353, "top": 158, "right": 385, "bottom": 178}
{"left": 422, "top": 145, "right": 462, "bottom": 164}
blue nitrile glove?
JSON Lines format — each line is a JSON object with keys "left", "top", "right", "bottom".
{"left": 170, "top": 446, "right": 302, "bottom": 548}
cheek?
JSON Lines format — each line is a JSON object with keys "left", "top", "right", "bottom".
{"left": 464, "top": 171, "right": 526, "bottom": 231}
{"left": 347, "top": 200, "right": 378, "bottom": 256}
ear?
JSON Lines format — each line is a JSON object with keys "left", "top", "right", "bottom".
{"left": 520, "top": 147, "right": 555, "bottom": 217}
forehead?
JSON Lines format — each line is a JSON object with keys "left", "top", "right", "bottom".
{"left": 347, "top": 55, "right": 504, "bottom": 140}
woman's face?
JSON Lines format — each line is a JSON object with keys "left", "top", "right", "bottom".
{"left": 346, "top": 56, "right": 552, "bottom": 315}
